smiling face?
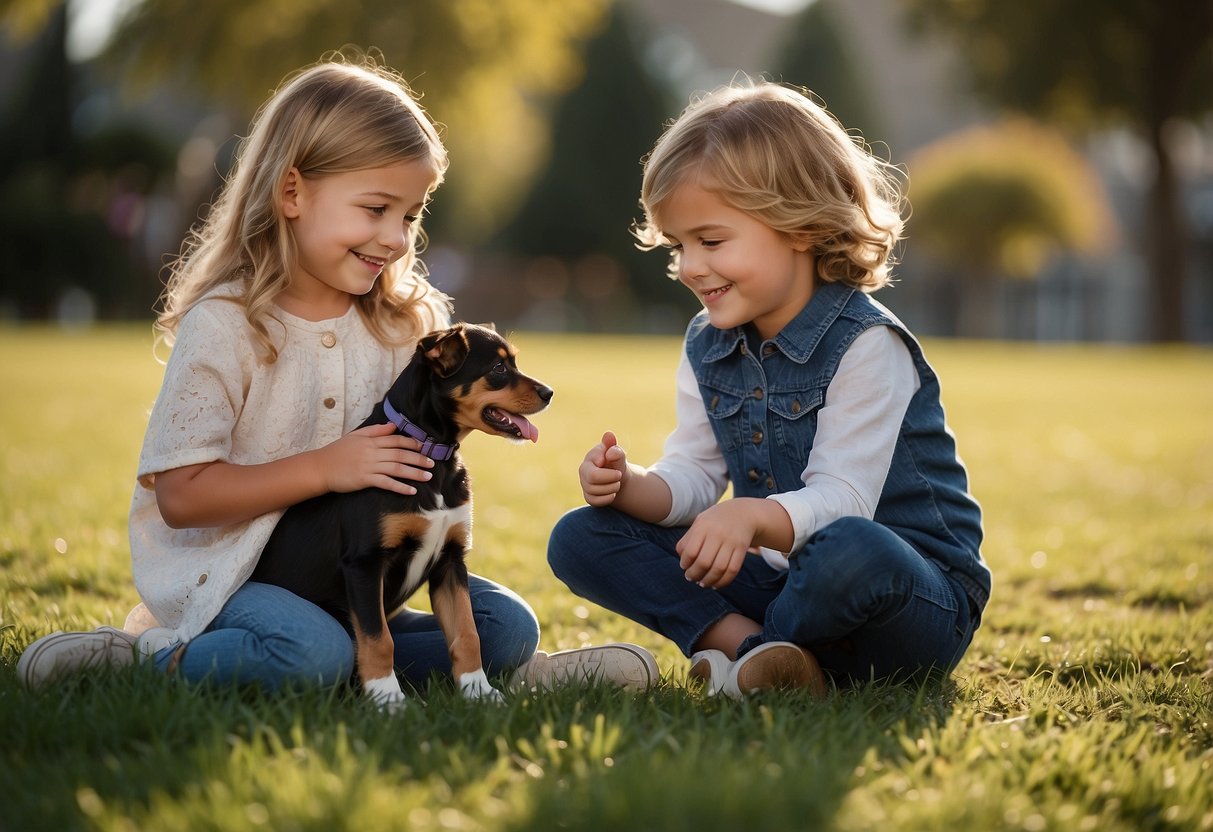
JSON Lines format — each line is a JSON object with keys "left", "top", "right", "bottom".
{"left": 280, "top": 158, "right": 438, "bottom": 320}
{"left": 658, "top": 179, "right": 817, "bottom": 340}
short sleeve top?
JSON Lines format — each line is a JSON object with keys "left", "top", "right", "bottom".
{"left": 127, "top": 284, "right": 447, "bottom": 641}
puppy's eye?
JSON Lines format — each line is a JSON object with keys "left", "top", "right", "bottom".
{"left": 491, "top": 361, "right": 507, "bottom": 374}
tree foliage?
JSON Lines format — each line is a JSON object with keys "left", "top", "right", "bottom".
{"left": 901, "top": 0, "right": 1213, "bottom": 340}
{"left": 771, "top": 0, "right": 884, "bottom": 144}
{"left": 494, "top": 2, "right": 689, "bottom": 317}
{"left": 115, "top": 0, "right": 609, "bottom": 243}
{"left": 3, "top": 0, "right": 611, "bottom": 245}
{"left": 902, "top": 0, "right": 1213, "bottom": 129}
{"left": 907, "top": 119, "right": 1116, "bottom": 337}
{"left": 909, "top": 119, "right": 1114, "bottom": 278}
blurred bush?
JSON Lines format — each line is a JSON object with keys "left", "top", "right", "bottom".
{"left": 907, "top": 119, "right": 1116, "bottom": 337}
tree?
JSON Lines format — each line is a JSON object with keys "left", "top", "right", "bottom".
{"left": 2, "top": 0, "right": 610, "bottom": 245}
{"left": 491, "top": 1, "right": 691, "bottom": 328}
{"left": 901, "top": 0, "right": 1213, "bottom": 342}
{"left": 0, "top": 3, "right": 173, "bottom": 317}
{"left": 907, "top": 120, "right": 1115, "bottom": 337}
{"left": 771, "top": 0, "right": 884, "bottom": 143}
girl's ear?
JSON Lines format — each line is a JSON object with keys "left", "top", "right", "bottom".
{"left": 281, "top": 168, "right": 302, "bottom": 219}
{"left": 788, "top": 231, "right": 814, "bottom": 253}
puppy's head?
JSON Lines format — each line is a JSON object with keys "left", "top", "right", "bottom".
{"left": 417, "top": 323, "right": 553, "bottom": 442}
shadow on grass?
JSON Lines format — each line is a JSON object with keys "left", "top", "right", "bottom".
{"left": 1, "top": 620, "right": 963, "bottom": 831}
{"left": 502, "top": 679, "right": 963, "bottom": 832}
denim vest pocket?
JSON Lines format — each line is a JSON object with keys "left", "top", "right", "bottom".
{"left": 699, "top": 379, "right": 746, "bottom": 451}
{"left": 769, "top": 385, "right": 824, "bottom": 460}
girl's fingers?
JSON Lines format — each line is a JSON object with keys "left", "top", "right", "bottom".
{"left": 391, "top": 464, "right": 433, "bottom": 483}
{"left": 376, "top": 475, "right": 418, "bottom": 496}
{"left": 584, "top": 468, "right": 623, "bottom": 486}
{"left": 382, "top": 435, "right": 424, "bottom": 453}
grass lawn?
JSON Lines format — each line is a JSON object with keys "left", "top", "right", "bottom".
{"left": 1, "top": 324, "right": 1210, "bottom": 831}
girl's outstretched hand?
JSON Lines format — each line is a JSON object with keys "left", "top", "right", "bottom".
{"left": 313, "top": 421, "right": 434, "bottom": 496}
{"left": 579, "top": 430, "right": 629, "bottom": 506}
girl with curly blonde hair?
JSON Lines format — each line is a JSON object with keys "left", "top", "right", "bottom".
{"left": 551, "top": 81, "right": 990, "bottom": 697}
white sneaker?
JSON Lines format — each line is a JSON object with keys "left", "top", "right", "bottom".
{"left": 689, "top": 641, "right": 827, "bottom": 699}
{"left": 688, "top": 648, "right": 733, "bottom": 696}
{"left": 509, "top": 643, "right": 659, "bottom": 691}
{"left": 135, "top": 627, "right": 180, "bottom": 659}
{"left": 16, "top": 626, "right": 139, "bottom": 690}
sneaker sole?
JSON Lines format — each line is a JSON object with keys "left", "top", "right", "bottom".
{"left": 519, "top": 643, "right": 659, "bottom": 690}
{"left": 734, "top": 642, "right": 828, "bottom": 698}
{"left": 16, "top": 628, "right": 136, "bottom": 689}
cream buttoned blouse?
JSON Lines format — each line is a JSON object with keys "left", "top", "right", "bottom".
{"left": 124, "top": 284, "right": 447, "bottom": 642}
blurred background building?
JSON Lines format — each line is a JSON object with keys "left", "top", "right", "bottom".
{"left": 1, "top": 0, "right": 1210, "bottom": 341}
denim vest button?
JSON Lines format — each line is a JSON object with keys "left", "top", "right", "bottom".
{"left": 751, "top": 430, "right": 764, "bottom": 444}
{"left": 792, "top": 400, "right": 802, "bottom": 414}
{"left": 765, "top": 477, "right": 775, "bottom": 490}
{"left": 762, "top": 343, "right": 777, "bottom": 356}
{"left": 753, "top": 387, "right": 764, "bottom": 400}
{"left": 748, "top": 468, "right": 760, "bottom": 482}
{"left": 710, "top": 395, "right": 720, "bottom": 411}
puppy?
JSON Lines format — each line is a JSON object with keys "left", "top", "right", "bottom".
{"left": 252, "top": 323, "right": 552, "bottom": 709}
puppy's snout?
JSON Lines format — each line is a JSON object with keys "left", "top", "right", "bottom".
{"left": 537, "top": 384, "right": 554, "bottom": 405}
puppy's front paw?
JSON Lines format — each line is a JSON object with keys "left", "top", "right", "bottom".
{"left": 458, "top": 669, "right": 505, "bottom": 703}
{"left": 363, "top": 674, "right": 408, "bottom": 712}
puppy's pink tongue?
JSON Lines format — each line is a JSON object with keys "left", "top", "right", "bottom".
{"left": 506, "top": 413, "right": 539, "bottom": 443}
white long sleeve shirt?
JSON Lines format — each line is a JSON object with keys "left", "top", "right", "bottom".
{"left": 649, "top": 325, "right": 920, "bottom": 571}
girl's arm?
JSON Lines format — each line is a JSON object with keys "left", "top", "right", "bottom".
{"left": 155, "top": 421, "right": 432, "bottom": 529}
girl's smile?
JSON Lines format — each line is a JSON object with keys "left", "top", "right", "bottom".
{"left": 353, "top": 251, "right": 387, "bottom": 272}
{"left": 700, "top": 284, "right": 732, "bottom": 303}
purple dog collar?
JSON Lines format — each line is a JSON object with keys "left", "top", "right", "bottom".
{"left": 382, "top": 397, "right": 458, "bottom": 461}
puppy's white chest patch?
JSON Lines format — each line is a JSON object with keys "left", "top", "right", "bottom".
{"left": 401, "top": 495, "right": 471, "bottom": 593}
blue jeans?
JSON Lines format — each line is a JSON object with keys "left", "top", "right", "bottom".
{"left": 548, "top": 507, "right": 977, "bottom": 685}
{"left": 152, "top": 576, "right": 540, "bottom": 691}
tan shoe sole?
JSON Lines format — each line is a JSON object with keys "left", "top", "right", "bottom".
{"left": 733, "top": 642, "right": 828, "bottom": 698}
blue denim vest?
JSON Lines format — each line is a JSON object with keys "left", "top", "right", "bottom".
{"left": 684, "top": 282, "right": 991, "bottom": 613}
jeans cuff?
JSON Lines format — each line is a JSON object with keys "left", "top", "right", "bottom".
{"left": 737, "top": 632, "right": 766, "bottom": 658}
{"left": 682, "top": 599, "right": 740, "bottom": 657}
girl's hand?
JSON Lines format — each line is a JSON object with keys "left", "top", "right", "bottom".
{"left": 676, "top": 500, "right": 760, "bottom": 589}
{"left": 313, "top": 422, "right": 434, "bottom": 496}
{"left": 579, "top": 430, "right": 629, "bottom": 506}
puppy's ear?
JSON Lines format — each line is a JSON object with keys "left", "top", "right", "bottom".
{"left": 477, "top": 322, "right": 497, "bottom": 332}
{"left": 419, "top": 325, "right": 470, "bottom": 377}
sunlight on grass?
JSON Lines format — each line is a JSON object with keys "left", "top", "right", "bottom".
{"left": 2, "top": 325, "right": 1210, "bottom": 831}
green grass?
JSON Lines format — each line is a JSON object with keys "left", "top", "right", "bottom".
{"left": 1, "top": 325, "right": 1210, "bottom": 831}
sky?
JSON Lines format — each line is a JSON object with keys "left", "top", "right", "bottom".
{"left": 728, "top": 0, "right": 815, "bottom": 13}
{"left": 66, "top": 0, "right": 817, "bottom": 61}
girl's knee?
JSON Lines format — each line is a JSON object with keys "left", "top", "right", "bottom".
{"left": 478, "top": 599, "right": 540, "bottom": 674}
{"left": 799, "top": 518, "right": 913, "bottom": 583}
{"left": 283, "top": 629, "right": 355, "bottom": 687}
{"left": 547, "top": 506, "right": 606, "bottom": 580}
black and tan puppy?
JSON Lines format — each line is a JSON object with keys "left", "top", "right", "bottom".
{"left": 252, "top": 323, "right": 552, "bottom": 709}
